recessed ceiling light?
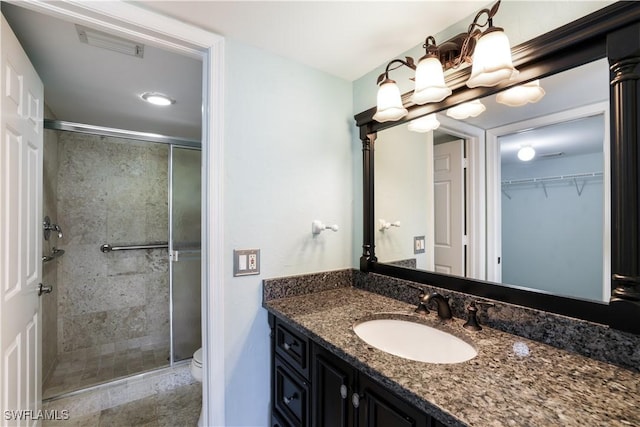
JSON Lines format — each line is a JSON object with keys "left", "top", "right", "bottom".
{"left": 517, "top": 146, "right": 536, "bottom": 161}
{"left": 141, "top": 92, "right": 175, "bottom": 106}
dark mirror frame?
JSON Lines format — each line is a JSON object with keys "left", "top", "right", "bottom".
{"left": 355, "top": 2, "right": 640, "bottom": 335}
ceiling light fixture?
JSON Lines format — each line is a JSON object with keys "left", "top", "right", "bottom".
{"left": 373, "top": 0, "right": 517, "bottom": 123}
{"left": 496, "top": 80, "right": 546, "bottom": 106}
{"left": 141, "top": 92, "right": 176, "bottom": 106}
{"left": 517, "top": 145, "right": 536, "bottom": 161}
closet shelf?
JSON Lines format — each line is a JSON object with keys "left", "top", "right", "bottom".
{"left": 501, "top": 171, "right": 603, "bottom": 186}
{"left": 501, "top": 171, "right": 603, "bottom": 199}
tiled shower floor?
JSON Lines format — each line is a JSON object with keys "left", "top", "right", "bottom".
{"left": 42, "top": 363, "right": 200, "bottom": 427}
{"left": 43, "top": 344, "right": 170, "bottom": 399}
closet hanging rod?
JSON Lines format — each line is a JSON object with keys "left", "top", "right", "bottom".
{"left": 100, "top": 242, "right": 168, "bottom": 253}
{"left": 501, "top": 171, "right": 603, "bottom": 186}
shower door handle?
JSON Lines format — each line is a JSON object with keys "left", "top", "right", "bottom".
{"left": 38, "top": 283, "right": 53, "bottom": 296}
{"left": 170, "top": 249, "right": 200, "bottom": 262}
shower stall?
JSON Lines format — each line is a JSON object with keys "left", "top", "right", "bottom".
{"left": 41, "top": 120, "right": 201, "bottom": 399}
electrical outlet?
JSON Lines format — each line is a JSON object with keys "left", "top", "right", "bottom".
{"left": 233, "top": 249, "right": 260, "bottom": 276}
{"left": 414, "top": 236, "right": 426, "bottom": 254}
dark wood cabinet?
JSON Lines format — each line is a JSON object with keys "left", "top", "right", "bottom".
{"left": 270, "top": 314, "right": 450, "bottom": 427}
{"left": 358, "top": 374, "right": 434, "bottom": 427}
{"left": 274, "top": 356, "right": 310, "bottom": 426}
{"left": 312, "top": 344, "right": 355, "bottom": 427}
{"left": 270, "top": 315, "right": 311, "bottom": 427}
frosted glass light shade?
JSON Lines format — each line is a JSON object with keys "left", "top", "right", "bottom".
{"left": 373, "top": 80, "right": 408, "bottom": 122}
{"left": 446, "top": 99, "right": 486, "bottom": 120}
{"left": 517, "top": 146, "right": 536, "bottom": 161}
{"left": 408, "top": 114, "right": 440, "bottom": 133}
{"left": 410, "top": 56, "right": 452, "bottom": 104}
{"left": 496, "top": 80, "right": 545, "bottom": 106}
{"left": 467, "top": 29, "right": 518, "bottom": 88}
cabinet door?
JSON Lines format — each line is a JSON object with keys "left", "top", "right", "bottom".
{"left": 312, "top": 345, "right": 355, "bottom": 427}
{"left": 358, "top": 374, "right": 430, "bottom": 427}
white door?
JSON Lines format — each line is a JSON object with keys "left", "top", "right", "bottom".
{"left": 0, "top": 14, "right": 44, "bottom": 426}
{"left": 433, "top": 139, "right": 465, "bottom": 275}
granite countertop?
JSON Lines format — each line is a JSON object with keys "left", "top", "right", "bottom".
{"left": 264, "top": 287, "right": 640, "bottom": 427}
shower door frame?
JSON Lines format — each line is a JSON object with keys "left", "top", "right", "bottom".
{"left": 168, "top": 144, "right": 202, "bottom": 364}
{"left": 10, "top": 2, "right": 226, "bottom": 426}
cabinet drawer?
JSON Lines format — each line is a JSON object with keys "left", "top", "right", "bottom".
{"left": 275, "top": 356, "right": 310, "bottom": 427}
{"left": 275, "top": 321, "right": 309, "bottom": 377}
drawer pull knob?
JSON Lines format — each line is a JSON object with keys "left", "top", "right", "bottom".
{"left": 340, "top": 384, "right": 348, "bottom": 399}
{"left": 283, "top": 341, "right": 297, "bottom": 351}
{"left": 283, "top": 392, "right": 298, "bottom": 405}
{"left": 352, "top": 392, "right": 360, "bottom": 408}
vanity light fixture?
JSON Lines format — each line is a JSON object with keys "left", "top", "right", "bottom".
{"left": 517, "top": 145, "right": 536, "bottom": 162}
{"left": 446, "top": 99, "right": 486, "bottom": 120}
{"left": 373, "top": 0, "right": 517, "bottom": 122}
{"left": 408, "top": 113, "right": 440, "bottom": 133}
{"left": 141, "top": 92, "right": 176, "bottom": 106}
{"left": 373, "top": 78, "right": 409, "bottom": 122}
{"left": 410, "top": 36, "right": 452, "bottom": 105}
{"left": 496, "top": 80, "right": 546, "bottom": 107}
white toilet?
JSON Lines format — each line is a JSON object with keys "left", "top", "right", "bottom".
{"left": 190, "top": 347, "right": 204, "bottom": 427}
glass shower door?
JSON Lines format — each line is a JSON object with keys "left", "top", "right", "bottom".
{"left": 169, "top": 146, "right": 202, "bottom": 362}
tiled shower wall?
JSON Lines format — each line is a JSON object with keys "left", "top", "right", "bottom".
{"left": 42, "top": 107, "right": 59, "bottom": 383}
{"left": 56, "top": 132, "right": 170, "bottom": 358}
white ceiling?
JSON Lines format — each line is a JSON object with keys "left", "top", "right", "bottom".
{"left": 136, "top": 1, "right": 488, "bottom": 81}
{"left": 1, "top": 2, "right": 204, "bottom": 139}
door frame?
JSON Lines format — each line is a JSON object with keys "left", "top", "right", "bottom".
{"left": 5, "top": 2, "right": 226, "bottom": 425}
{"left": 435, "top": 114, "right": 486, "bottom": 281}
{"left": 486, "top": 101, "right": 610, "bottom": 301}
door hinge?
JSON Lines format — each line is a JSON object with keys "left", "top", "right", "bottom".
{"left": 462, "top": 235, "right": 468, "bottom": 246}
{"left": 463, "top": 157, "right": 468, "bottom": 169}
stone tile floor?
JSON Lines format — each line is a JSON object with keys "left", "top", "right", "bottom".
{"left": 44, "top": 344, "right": 170, "bottom": 399}
{"left": 43, "top": 381, "right": 202, "bottom": 427}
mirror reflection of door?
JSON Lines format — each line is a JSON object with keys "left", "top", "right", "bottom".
{"left": 433, "top": 139, "right": 465, "bottom": 276}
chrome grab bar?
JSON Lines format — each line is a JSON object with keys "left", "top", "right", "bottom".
{"left": 100, "top": 242, "right": 168, "bottom": 253}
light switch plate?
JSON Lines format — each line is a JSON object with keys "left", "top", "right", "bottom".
{"left": 233, "top": 249, "right": 260, "bottom": 276}
{"left": 414, "top": 236, "right": 425, "bottom": 254}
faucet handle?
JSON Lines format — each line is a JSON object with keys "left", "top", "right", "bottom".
{"left": 407, "top": 285, "right": 430, "bottom": 315}
{"left": 463, "top": 301, "right": 495, "bottom": 331}
{"left": 414, "top": 297, "right": 430, "bottom": 315}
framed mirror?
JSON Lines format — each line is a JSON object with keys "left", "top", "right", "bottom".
{"left": 374, "top": 59, "right": 610, "bottom": 303}
{"left": 355, "top": 3, "right": 640, "bottom": 334}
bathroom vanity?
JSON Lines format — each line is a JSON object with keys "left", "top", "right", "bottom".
{"left": 266, "top": 3, "right": 640, "bottom": 426}
{"left": 269, "top": 310, "right": 447, "bottom": 427}
{"left": 264, "top": 281, "right": 640, "bottom": 427}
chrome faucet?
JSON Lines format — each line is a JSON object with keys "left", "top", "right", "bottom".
{"left": 425, "top": 292, "right": 452, "bottom": 320}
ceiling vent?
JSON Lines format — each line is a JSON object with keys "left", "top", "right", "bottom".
{"left": 76, "top": 25, "right": 144, "bottom": 58}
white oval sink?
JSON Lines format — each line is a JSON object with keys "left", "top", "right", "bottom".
{"left": 353, "top": 318, "right": 477, "bottom": 364}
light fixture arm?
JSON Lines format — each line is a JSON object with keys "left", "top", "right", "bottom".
{"left": 376, "top": 57, "right": 416, "bottom": 85}
{"left": 422, "top": 36, "right": 439, "bottom": 57}
{"left": 453, "top": 0, "right": 502, "bottom": 69}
